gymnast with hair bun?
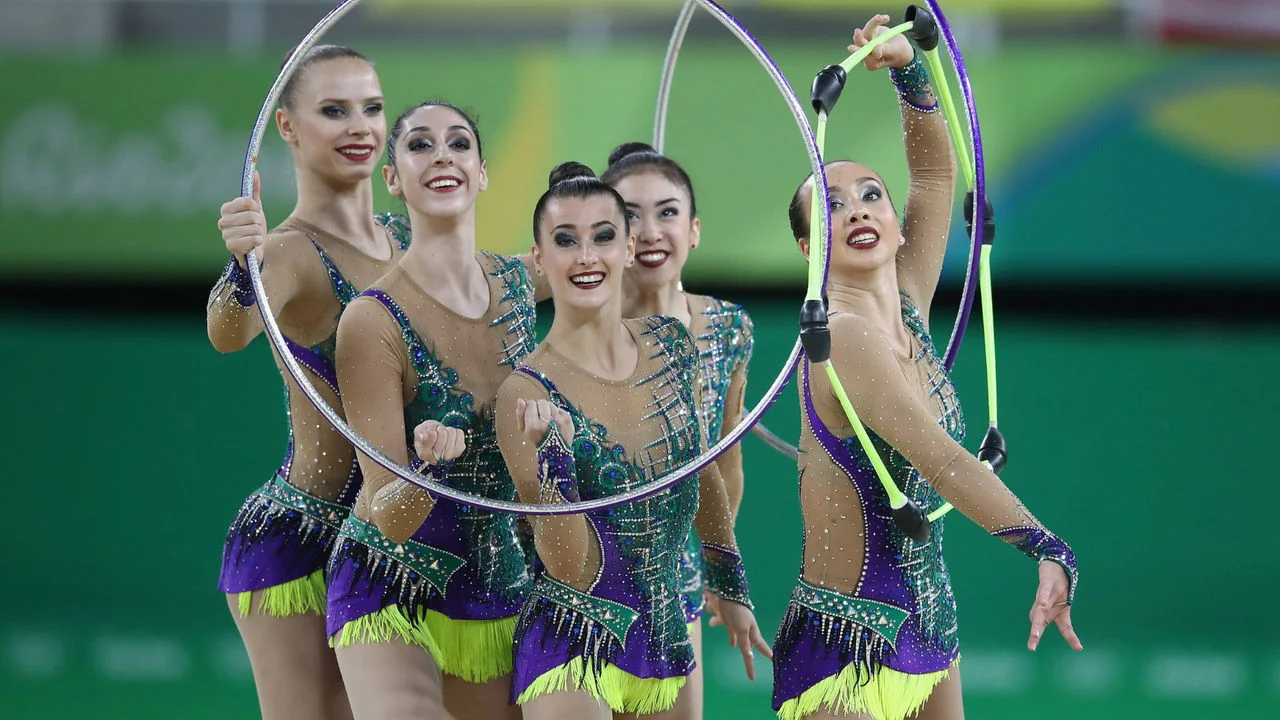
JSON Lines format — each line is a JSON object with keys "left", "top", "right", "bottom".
{"left": 772, "top": 16, "right": 1081, "bottom": 720}
{"left": 602, "top": 141, "right": 756, "bottom": 718}
{"left": 496, "top": 160, "right": 771, "bottom": 719}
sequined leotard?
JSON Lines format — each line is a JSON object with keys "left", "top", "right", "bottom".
{"left": 677, "top": 294, "right": 754, "bottom": 622}
{"left": 326, "top": 253, "right": 537, "bottom": 683}
{"left": 771, "top": 55, "right": 1077, "bottom": 720}
{"left": 773, "top": 303, "right": 1077, "bottom": 720}
{"left": 496, "top": 316, "right": 754, "bottom": 715}
{"left": 215, "top": 214, "right": 410, "bottom": 615}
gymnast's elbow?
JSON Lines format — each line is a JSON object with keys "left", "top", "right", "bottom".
{"left": 370, "top": 495, "right": 435, "bottom": 545}
{"left": 207, "top": 317, "right": 256, "bottom": 354}
{"left": 371, "top": 514, "right": 417, "bottom": 545}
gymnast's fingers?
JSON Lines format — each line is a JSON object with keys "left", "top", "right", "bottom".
{"left": 863, "top": 13, "right": 889, "bottom": 40}
{"left": 446, "top": 427, "right": 467, "bottom": 461}
{"left": 751, "top": 624, "right": 774, "bottom": 660}
{"left": 551, "top": 407, "right": 573, "bottom": 440}
{"left": 521, "top": 399, "right": 544, "bottom": 438}
{"left": 1055, "top": 607, "right": 1083, "bottom": 651}
{"left": 414, "top": 420, "right": 441, "bottom": 448}
{"left": 1028, "top": 598, "right": 1050, "bottom": 652}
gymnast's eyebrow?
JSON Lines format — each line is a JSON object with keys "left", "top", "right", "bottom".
{"left": 404, "top": 124, "right": 471, "bottom": 134}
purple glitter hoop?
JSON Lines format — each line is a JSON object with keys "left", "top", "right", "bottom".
{"left": 653, "top": 1, "right": 991, "bottom": 465}
{"left": 924, "top": 0, "right": 989, "bottom": 372}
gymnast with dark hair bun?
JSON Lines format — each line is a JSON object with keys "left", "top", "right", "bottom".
{"left": 773, "top": 16, "right": 1080, "bottom": 720}
{"left": 601, "top": 141, "right": 755, "bottom": 718}
{"left": 329, "top": 100, "right": 545, "bottom": 720}
{"left": 495, "top": 161, "right": 771, "bottom": 718}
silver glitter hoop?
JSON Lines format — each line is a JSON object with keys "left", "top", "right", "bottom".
{"left": 239, "top": 0, "right": 828, "bottom": 515}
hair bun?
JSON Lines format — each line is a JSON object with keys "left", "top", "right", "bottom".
{"left": 547, "top": 161, "right": 596, "bottom": 189}
{"left": 607, "top": 141, "right": 659, "bottom": 167}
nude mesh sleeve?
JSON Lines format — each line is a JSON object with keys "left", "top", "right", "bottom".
{"left": 893, "top": 54, "right": 958, "bottom": 317}
{"left": 824, "top": 313, "right": 1076, "bottom": 600}
{"left": 680, "top": 325, "right": 752, "bottom": 607}
{"left": 206, "top": 242, "right": 299, "bottom": 352}
{"left": 335, "top": 295, "right": 434, "bottom": 545}
{"left": 495, "top": 372, "right": 596, "bottom": 588}
{"left": 715, "top": 309, "right": 753, "bottom": 520}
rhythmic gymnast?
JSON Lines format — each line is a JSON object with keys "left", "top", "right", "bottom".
{"left": 496, "top": 161, "right": 771, "bottom": 719}
{"left": 771, "top": 15, "right": 1082, "bottom": 720}
{"left": 328, "top": 100, "right": 541, "bottom": 720}
{"left": 603, "top": 142, "right": 755, "bottom": 718}
{"left": 211, "top": 44, "right": 407, "bottom": 720}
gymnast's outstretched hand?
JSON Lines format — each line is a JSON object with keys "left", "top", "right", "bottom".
{"left": 849, "top": 13, "right": 915, "bottom": 71}
{"left": 1028, "top": 562, "right": 1083, "bottom": 652}
{"left": 710, "top": 596, "right": 773, "bottom": 681}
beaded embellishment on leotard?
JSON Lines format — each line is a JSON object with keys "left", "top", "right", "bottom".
{"left": 890, "top": 55, "right": 939, "bottom": 114}
{"left": 375, "top": 212, "right": 412, "bottom": 251}
{"left": 224, "top": 465, "right": 359, "bottom": 571}
{"left": 355, "top": 264, "right": 534, "bottom": 608}
{"left": 680, "top": 298, "right": 754, "bottom": 618}
{"left": 537, "top": 424, "right": 580, "bottom": 503}
{"left": 790, "top": 579, "right": 910, "bottom": 644}
{"left": 693, "top": 298, "right": 754, "bottom": 443}
{"left": 341, "top": 516, "right": 467, "bottom": 597}
{"left": 222, "top": 256, "right": 257, "bottom": 307}
{"left": 774, "top": 579, "right": 911, "bottom": 674}
{"left": 487, "top": 252, "right": 538, "bottom": 369}
{"left": 995, "top": 526, "right": 1078, "bottom": 604}
{"left": 530, "top": 576, "right": 642, "bottom": 645}
{"left": 513, "top": 316, "right": 704, "bottom": 674}
{"left": 840, "top": 293, "right": 964, "bottom": 646}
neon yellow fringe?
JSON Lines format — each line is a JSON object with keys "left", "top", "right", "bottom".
{"left": 330, "top": 606, "right": 516, "bottom": 683}
{"left": 330, "top": 604, "right": 444, "bottom": 663}
{"left": 777, "top": 660, "right": 958, "bottom": 720}
{"left": 517, "top": 661, "right": 687, "bottom": 715}
{"left": 422, "top": 612, "right": 516, "bottom": 683}
{"left": 233, "top": 569, "right": 327, "bottom": 618}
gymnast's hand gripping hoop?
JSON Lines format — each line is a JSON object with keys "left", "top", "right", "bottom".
{"left": 804, "top": 4, "right": 1006, "bottom": 539}
{"left": 656, "top": 1, "right": 1005, "bottom": 476}
{"left": 239, "top": 0, "right": 819, "bottom": 516}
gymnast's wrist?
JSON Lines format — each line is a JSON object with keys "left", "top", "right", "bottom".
{"left": 536, "top": 424, "right": 579, "bottom": 503}
{"left": 702, "top": 542, "right": 753, "bottom": 609}
{"left": 1042, "top": 555, "right": 1078, "bottom": 606}
{"left": 889, "top": 45, "right": 916, "bottom": 70}
{"left": 994, "top": 526, "right": 1078, "bottom": 604}
{"left": 889, "top": 54, "right": 938, "bottom": 113}
{"left": 412, "top": 456, "right": 451, "bottom": 479}
{"left": 224, "top": 254, "right": 257, "bottom": 307}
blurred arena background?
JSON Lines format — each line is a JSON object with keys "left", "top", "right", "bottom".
{"left": 2, "top": 0, "right": 1277, "bottom": 717}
